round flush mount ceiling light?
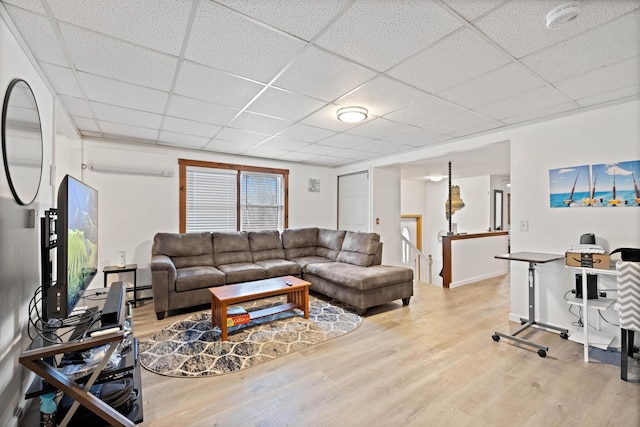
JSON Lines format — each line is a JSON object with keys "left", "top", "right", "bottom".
{"left": 429, "top": 175, "right": 444, "bottom": 182}
{"left": 546, "top": 1, "right": 580, "bottom": 29}
{"left": 337, "top": 106, "right": 368, "bottom": 123}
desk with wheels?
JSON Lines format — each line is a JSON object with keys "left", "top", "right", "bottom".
{"left": 492, "top": 252, "right": 569, "bottom": 357}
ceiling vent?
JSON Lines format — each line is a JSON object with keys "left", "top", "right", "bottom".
{"left": 546, "top": 2, "right": 580, "bottom": 29}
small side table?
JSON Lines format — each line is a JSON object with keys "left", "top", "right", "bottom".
{"left": 103, "top": 264, "right": 147, "bottom": 307}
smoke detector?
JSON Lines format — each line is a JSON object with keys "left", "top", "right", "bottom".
{"left": 546, "top": 2, "right": 580, "bottom": 29}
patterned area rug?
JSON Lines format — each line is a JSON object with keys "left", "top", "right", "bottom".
{"left": 139, "top": 296, "right": 363, "bottom": 377}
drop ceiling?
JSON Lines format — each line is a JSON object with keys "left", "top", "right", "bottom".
{"left": 1, "top": 0, "right": 638, "bottom": 172}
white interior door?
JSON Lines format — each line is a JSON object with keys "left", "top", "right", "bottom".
{"left": 338, "top": 171, "right": 369, "bottom": 231}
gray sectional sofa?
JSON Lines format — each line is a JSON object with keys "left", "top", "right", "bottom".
{"left": 150, "top": 228, "right": 413, "bottom": 319}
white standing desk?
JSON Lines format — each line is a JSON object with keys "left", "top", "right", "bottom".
{"left": 565, "top": 264, "right": 617, "bottom": 362}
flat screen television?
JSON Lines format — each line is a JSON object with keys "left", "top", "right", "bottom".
{"left": 47, "top": 175, "right": 98, "bottom": 320}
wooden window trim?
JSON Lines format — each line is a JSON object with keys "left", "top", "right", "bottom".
{"left": 178, "top": 159, "right": 289, "bottom": 233}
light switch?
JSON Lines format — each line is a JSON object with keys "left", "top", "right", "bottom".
{"left": 519, "top": 220, "right": 528, "bottom": 232}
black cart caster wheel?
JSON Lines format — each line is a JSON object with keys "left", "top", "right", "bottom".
{"left": 492, "top": 334, "right": 500, "bottom": 342}
{"left": 520, "top": 320, "right": 527, "bottom": 325}
{"left": 560, "top": 332, "right": 569, "bottom": 339}
{"left": 538, "top": 349, "right": 547, "bottom": 358}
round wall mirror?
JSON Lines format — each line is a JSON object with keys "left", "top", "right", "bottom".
{"left": 2, "top": 79, "right": 43, "bottom": 205}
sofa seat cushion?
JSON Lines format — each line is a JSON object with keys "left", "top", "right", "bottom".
{"left": 304, "top": 262, "right": 413, "bottom": 291}
{"left": 175, "top": 266, "right": 225, "bottom": 292}
{"left": 217, "top": 262, "right": 266, "bottom": 284}
{"left": 290, "top": 256, "right": 333, "bottom": 269}
{"left": 255, "top": 259, "right": 301, "bottom": 278}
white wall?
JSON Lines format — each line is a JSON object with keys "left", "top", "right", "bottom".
{"left": 0, "top": 11, "right": 58, "bottom": 426}
{"left": 372, "top": 167, "right": 402, "bottom": 266}
{"left": 509, "top": 100, "right": 640, "bottom": 348}
{"left": 401, "top": 179, "right": 427, "bottom": 249}
{"left": 74, "top": 139, "right": 338, "bottom": 289}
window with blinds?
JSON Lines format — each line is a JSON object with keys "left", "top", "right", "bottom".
{"left": 185, "top": 167, "right": 237, "bottom": 232}
{"left": 180, "top": 160, "right": 288, "bottom": 233}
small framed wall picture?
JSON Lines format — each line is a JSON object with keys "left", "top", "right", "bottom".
{"left": 308, "top": 178, "right": 320, "bottom": 192}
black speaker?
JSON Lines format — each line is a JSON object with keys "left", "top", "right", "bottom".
{"left": 46, "top": 283, "right": 67, "bottom": 320}
{"left": 575, "top": 274, "right": 598, "bottom": 299}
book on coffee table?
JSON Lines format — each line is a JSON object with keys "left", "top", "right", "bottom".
{"left": 227, "top": 306, "right": 250, "bottom": 327}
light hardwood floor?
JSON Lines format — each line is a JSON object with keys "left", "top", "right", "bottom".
{"left": 131, "top": 275, "right": 639, "bottom": 427}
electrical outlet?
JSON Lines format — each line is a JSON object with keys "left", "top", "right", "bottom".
{"left": 519, "top": 220, "right": 529, "bottom": 232}
{"left": 599, "top": 292, "right": 607, "bottom": 298}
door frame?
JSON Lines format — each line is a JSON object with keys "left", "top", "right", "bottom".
{"left": 401, "top": 214, "right": 422, "bottom": 251}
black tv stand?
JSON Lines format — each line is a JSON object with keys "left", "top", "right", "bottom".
{"left": 21, "top": 282, "right": 143, "bottom": 426}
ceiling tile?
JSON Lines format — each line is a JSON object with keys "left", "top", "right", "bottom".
{"left": 158, "top": 131, "right": 210, "bottom": 148}
{"left": 185, "top": 0, "right": 306, "bottom": 82}
{"left": 331, "top": 148, "right": 376, "bottom": 160}
{"left": 447, "top": 120, "right": 505, "bottom": 138}
{"left": 555, "top": 56, "right": 640, "bottom": 100}
{"left": 297, "top": 144, "right": 339, "bottom": 155}
{"left": 59, "top": 95, "right": 92, "bottom": 117}
{"left": 174, "top": 61, "right": 266, "bottom": 108}
{"left": 3, "top": 0, "right": 45, "bottom": 14}
{"left": 422, "top": 110, "right": 501, "bottom": 134}
{"left": 216, "top": 128, "right": 270, "bottom": 145}
{"left": 351, "top": 139, "right": 414, "bottom": 155}
{"left": 319, "top": 133, "right": 372, "bottom": 149}
{"left": 501, "top": 102, "right": 578, "bottom": 125}
{"left": 441, "top": 0, "right": 505, "bottom": 22}
{"left": 437, "top": 63, "right": 546, "bottom": 109}
{"left": 387, "top": 28, "right": 512, "bottom": 93}
{"left": 273, "top": 46, "right": 377, "bottom": 102}
{"left": 521, "top": 11, "right": 640, "bottom": 83}
{"left": 228, "top": 111, "right": 292, "bottom": 135}
{"left": 475, "top": 0, "right": 639, "bottom": 58}
{"left": 383, "top": 96, "right": 467, "bottom": 126}
{"left": 242, "top": 145, "right": 290, "bottom": 158}
{"left": 299, "top": 104, "right": 363, "bottom": 132}
{"left": 277, "top": 123, "right": 336, "bottom": 142}
{"left": 473, "top": 86, "right": 571, "bottom": 120}
{"left": 279, "top": 151, "right": 320, "bottom": 162}
{"left": 59, "top": 24, "right": 178, "bottom": 91}
{"left": 315, "top": 0, "right": 461, "bottom": 72}
{"left": 258, "top": 137, "right": 309, "bottom": 151}
{"left": 214, "top": 0, "right": 350, "bottom": 41}
{"left": 79, "top": 72, "right": 169, "bottom": 114}
{"left": 99, "top": 121, "right": 158, "bottom": 141}
{"left": 48, "top": 0, "right": 192, "bottom": 55}
{"left": 336, "top": 75, "right": 429, "bottom": 116}
{"left": 162, "top": 116, "right": 222, "bottom": 138}
{"left": 39, "top": 63, "right": 83, "bottom": 97}
{"left": 247, "top": 87, "right": 326, "bottom": 121}
{"left": 381, "top": 127, "right": 445, "bottom": 146}
{"left": 203, "top": 139, "right": 256, "bottom": 154}
{"left": 71, "top": 116, "right": 100, "bottom": 132}
{"left": 576, "top": 85, "right": 640, "bottom": 107}
{"left": 345, "top": 118, "right": 409, "bottom": 139}
{"left": 90, "top": 102, "right": 163, "bottom": 129}
{"left": 310, "top": 155, "right": 350, "bottom": 166}
{"left": 5, "top": 6, "right": 69, "bottom": 66}
{"left": 166, "top": 95, "right": 239, "bottom": 126}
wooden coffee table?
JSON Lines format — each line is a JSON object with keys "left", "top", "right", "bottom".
{"left": 209, "top": 275, "right": 310, "bottom": 341}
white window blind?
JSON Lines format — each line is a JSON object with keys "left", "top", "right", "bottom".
{"left": 185, "top": 166, "right": 285, "bottom": 232}
{"left": 240, "top": 172, "right": 284, "bottom": 232}
{"left": 185, "top": 166, "right": 237, "bottom": 232}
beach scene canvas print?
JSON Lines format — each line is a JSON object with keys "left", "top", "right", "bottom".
{"left": 590, "top": 161, "right": 640, "bottom": 207}
{"left": 549, "top": 164, "right": 590, "bottom": 208}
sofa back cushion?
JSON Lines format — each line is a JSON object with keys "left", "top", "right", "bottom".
{"left": 282, "top": 227, "right": 318, "bottom": 259}
{"left": 212, "top": 231, "right": 252, "bottom": 266}
{"left": 336, "top": 231, "right": 381, "bottom": 267}
{"left": 153, "top": 232, "right": 213, "bottom": 269}
{"left": 316, "top": 229, "right": 346, "bottom": 261}
{"left": 249, "top": 230, "right": 286, "bottom": 262}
